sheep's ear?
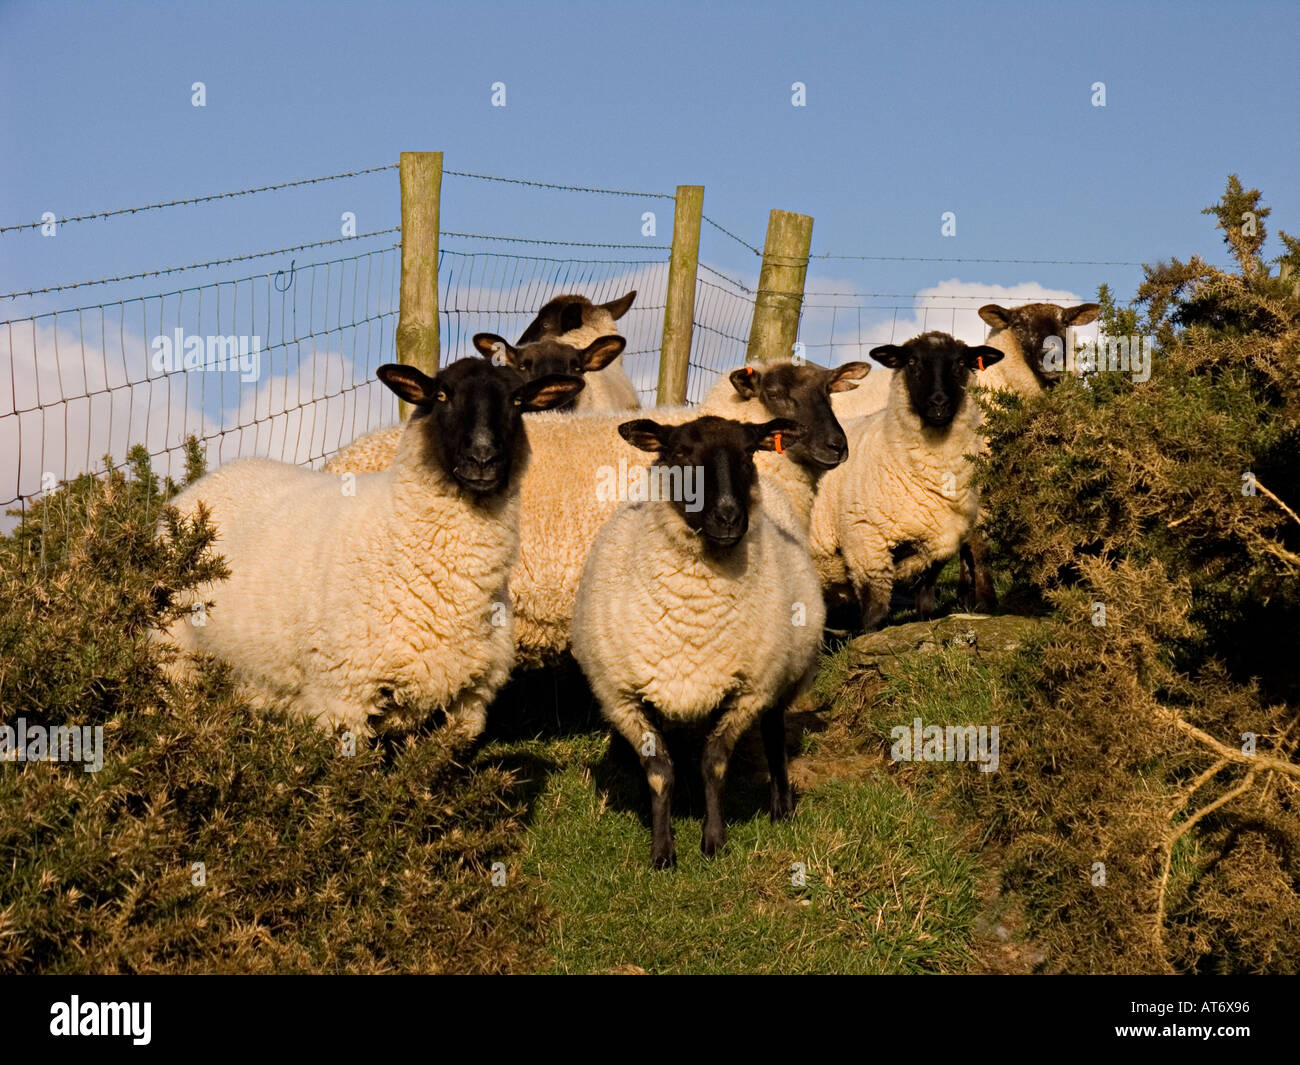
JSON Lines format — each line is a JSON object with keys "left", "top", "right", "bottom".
{"left": 966, "top": 345, "right": 1005, "bottom": 370}
{"left": 729, "top": 365, "right": 762, "bottom": 399}
{"left": 749, "top": 418, "right": 805, "bottom": 454}
{"left": 619, "top": 419, "right": 671, "bottom": 453}
{"left": 868, "top": 344, "right": 909, "bottom": 369}
{"left": 514, "top": 373, "right": 584, "bottom": 411}
{"left": 978, "top": 305, "right": 1011, "bottom": 329}
{"left": 1065, "top": 303, "right": 1101, "bottom": 326}
{"left": 377, "top": 364, "right": 440, "bottom": 405}
{"left": 828, "top": 361, "right": 871, "bottom": 392}
{"left": 580, "top": 335, "right": 626, "bottom": 372}
{"left": 473, "top": 333, "right": 519, "bottom": 368}
{"left": 601, "top": 290, "right": 636, "bottom": 320}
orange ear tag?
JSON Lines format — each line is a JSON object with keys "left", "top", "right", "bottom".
{"left": 774, "top": 432, "right": 784, "bottom": 454}
{"left": 745, "top": 365, "right": 756, "bottom": 376}
{"left": 977, "top": 356, "right": 985, "bottom": 371}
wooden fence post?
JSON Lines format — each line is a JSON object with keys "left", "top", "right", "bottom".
{"left": 396, "top": 151, "right": 442, "bottom": 417}
{"left": 745, "top": 209, "right": 813, "bottom": 367}
{"left": 657, "top": 184, "right": 704, "bottom": 405}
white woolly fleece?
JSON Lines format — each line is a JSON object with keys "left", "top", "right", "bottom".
{"left": 158, "top": 418, "right": 521, "bottom": 739}
{"left": 810, "top": 369, "right": 983, "bottom": 601}
{"left": 571, "top": 481, "right": 824, "bottom": 739}
{"left": 325, "top": 381, "right": 820, "bottom": 669}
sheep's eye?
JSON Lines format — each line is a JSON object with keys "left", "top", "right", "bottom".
{"left": 435, "top": 389, "right": 449, "bottom": 403}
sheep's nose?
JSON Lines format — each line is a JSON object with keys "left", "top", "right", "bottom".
{"left": 465, "top": 432, "right": 500, "bottom": 467}
{"left": 826, "top": 434, "right": 848, "bottom": 461}
{"left": 712, "top": 497, "right": 743, "bottom": 526}
{"left": 926, "top": 392, "right": 952, "bottom": 418}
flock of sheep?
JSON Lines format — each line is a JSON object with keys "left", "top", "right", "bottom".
{"left": 157, "top": 290, "right": 1099, "bottom": 867}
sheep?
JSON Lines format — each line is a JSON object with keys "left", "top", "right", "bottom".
{"left": 809, "top": 331, "right": 1004, "bottom": 632}
{"left": 829, "top": 301, "right": 1101, "bottom": 422}
{"left": 571, "top": 415, "right": 823, "bottom": 868}
{"left": 517, "top": 290, "right": 641, "bottom": 411}
{"left": 157, "top": 357, "right": 584, "bottom": 740}
{"left": 471, "top": 330, "right": 627, "bottom": 411}
{"left": 327, "top": 358, "right": 869, "bottom": 669}
{"left": 825, "top": 302, "right": 1100, "bottom": 612}
{"left": 509, "top": 358, "right": 867, "bottom": 667}
{"left": 323, "top": 329, "right": 627, "bottom": 473}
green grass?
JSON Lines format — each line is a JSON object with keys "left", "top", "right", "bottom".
{"left": 481, "top": 728, "right": 980, "bottom": 975}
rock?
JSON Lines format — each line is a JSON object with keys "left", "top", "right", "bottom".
{"left": 844, "top": 613, "right": 1047, "bottom": 678}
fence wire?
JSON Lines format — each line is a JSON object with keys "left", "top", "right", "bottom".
{"left": 3, "top": 159, "right": 1123, "bottom": 538}
{"left": 2, "top": 246, "right": 402, "bottom": 525}
{"left": 436, "top": 246, "right": 670, "bottom": 406}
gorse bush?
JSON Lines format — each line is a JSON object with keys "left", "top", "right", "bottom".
{"left": 964, "top": 176, "right": 1300, "bottom": 972}
{"left": 0, "top": 446, "right": 548, "bottom": 973}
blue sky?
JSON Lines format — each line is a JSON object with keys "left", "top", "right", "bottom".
{"left": 2, "top": 0, "right": 1298, "bottom": 512}
{"left": 4, "top": 0, "right": 1298, "bottom": 308}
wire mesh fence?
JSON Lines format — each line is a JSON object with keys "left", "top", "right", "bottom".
{"left": 1, "top": 159, "right": 1115, "bottom": 537}
{"left": 1, "top": 243, "right": 402, "bottom": 526}
{"left": 435, "top": 247, "right": 670, "bottom": 404}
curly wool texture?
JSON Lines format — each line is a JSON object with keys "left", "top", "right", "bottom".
{"left": 571, "top": 483, "right": 824, "bottom": 735}
{"left": 828, "top": 322, "right": 1042, "bottom": 422}
{"left": 810, "top": 370, "right": 983, "bottom": 599}
{"left": 158, "top": 421, "right": 521, "bottom": 738}
{"left": 325, "top": 375, "right": 819, "bottom": 668}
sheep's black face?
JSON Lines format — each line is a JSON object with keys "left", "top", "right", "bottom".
{"left": 619, "top": 415, "right": 804, "bottom": 551}
{"left": 471, "top": 334, "right": 626, "bottom": 410}
{"left": 728, "top": 361, "right": 870, "bottom": 470}
{"left": 376, "top": 358, "right": 585, "bottom": 495}
{"left": 870, "top": 332, "right": 1004, "bottom": 429}
{"left": 977, "top": 302, "right": 1101, "bottom": 387}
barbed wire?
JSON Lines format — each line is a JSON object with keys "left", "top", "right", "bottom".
{"left": 697, "top": 262, "right": 755, "bottom": 294}
{"left": 0, "top": 165, "right": 398, "bottom": 235}
{"left": 703, "top": 215, "right": 762, "bottom": 256}
{"left": 442, "top": 230, "right": 669, "bottom": 250}
{"left": 811, "top": 252, "right": 1147, "bottom": 266}
{"left": 802, "top": 290, "right": 1094, "bottom": 301}
{"left": 445, "top": 169, "right": 672, "bottom": 200}
{"left": 0, "top": 230, "right": 401, "bottom": 301}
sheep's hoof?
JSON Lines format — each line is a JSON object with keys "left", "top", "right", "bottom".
{"left": 652, "top": 846, "right": 677, "bottom": 870}
{"left": 700, "top": 826, "right": 727, "bottom": 858}
{"left": 770, "top": 790, "right": 797, "bottom": 822}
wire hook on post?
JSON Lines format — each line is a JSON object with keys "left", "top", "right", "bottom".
{"left": 274, "top": 259, "right": 296, "bottom": 292}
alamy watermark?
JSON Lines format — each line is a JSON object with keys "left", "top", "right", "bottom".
{"left": 890, "top": 716, "right": 1000, "bottom": 773}
{"left": 595, "top": 459, "right": 703, "bottom": 512}
{"left": 50, "top": 996, "right": 150, "bottom": 1045}
{"left": 1, "top": 717, "right": 104, "bottom": 772}
{"left": 1043, "top": 332, "right": 1152, "bottom": 383}
{"left": 150, "top": 328, "right": 262, "bottom": 383}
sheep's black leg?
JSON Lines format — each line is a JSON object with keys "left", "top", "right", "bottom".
{"left": 642, "top": 730, "right": 676, "bottom": 870}
{"left": 701, "top": 703, "right": 752, "bottom": 857}
{"left": 761, "top": 702, "right": 795, "bottom": 821}
{"left": 913, "top": 560, "right": 947, "bottom": 620}
{"left": 856, "top": 579, "right": 891, "bottom": 632}
{"left": 609, "top": 697, "right": 675, "bottom": 868}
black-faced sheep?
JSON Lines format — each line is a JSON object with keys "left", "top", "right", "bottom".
{"left": 571, "top": 415, "right": 822, "bottom": 868}
{"left": 517, "top": 290, "right": 641, "bottom": 411}
{"left": 810, "top": 332, "right": 1004, "bottom": 632}
{"left": 157, "top": 358, "right": 584, "bottom": 740}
